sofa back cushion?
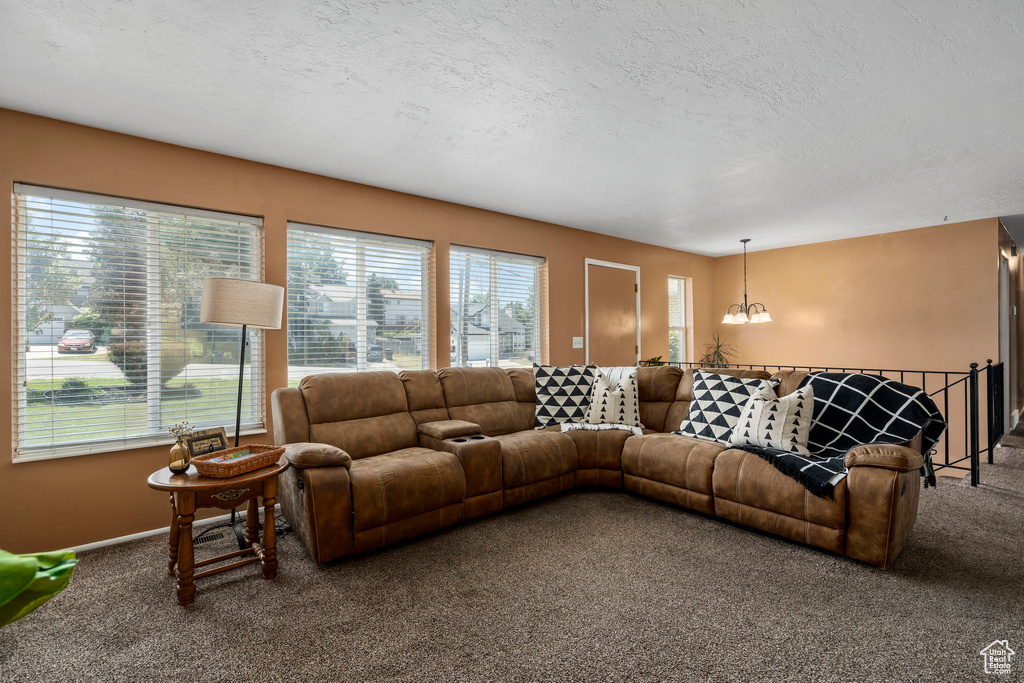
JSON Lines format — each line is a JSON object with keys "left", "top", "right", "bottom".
{"left": 399, "top": 370, "right": 450, "bottom": 426}
{"left": 636, "top": 366, "right": 684, "bottom": 432}
{"left": 663, "top": 368, "right": 773, "bottom": 434}
{"left": 771, "top": 370, "right": 811, "bottom": 397}
{"left": 437, "top": 367, "right": 531, "bottom": 436}
{"left": 507, "top": 368, "right": 537, "bottom": 431}
{"left": 298, "top": 372, "right": 418, "bottom": 459}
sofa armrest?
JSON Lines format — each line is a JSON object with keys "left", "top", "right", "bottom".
{"left": 283, "top": 442, "right": 352, "bottom": 470}
{"left": 418, "top": 420, "right": 481, "bottom": 440}
{"left": 279, "top": 465, "right": 353, "bottom": 563}
{"left": 845, "top": 445, "right": 923, "bottom": 472}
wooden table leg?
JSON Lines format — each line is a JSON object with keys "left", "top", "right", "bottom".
{"left": 167, "top": 493, "right": 179, "bottom": 576}
{"left": 261, "top": 476, "right": 278, "bottom": 579}
{"left": 244, "top": 493, "right": 260, "bottom": 548}
{"left": 175, "top": 492, "right": 196, "bottom": 606}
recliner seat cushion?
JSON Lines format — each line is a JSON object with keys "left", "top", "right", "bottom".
{"left": 561, "top": 428, "right": 631, "bottom": 471}
{"left": 348, "top": 447, "right": 467, "bottom": 531}
{"left": 621, "top": 433, "right": 724, "bottom": 495}
{"left": 712, "top": 449, "right": 847, "bottom": 532}
{"left": 493, "top": 430, "right": 577, "bottom": 488}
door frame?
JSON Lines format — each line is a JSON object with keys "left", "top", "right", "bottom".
{"left": 999, "top": 253, "right": 1014, "bottom": 429}
{"left": 584, "top": 258, "right": 641, "bottom": 366}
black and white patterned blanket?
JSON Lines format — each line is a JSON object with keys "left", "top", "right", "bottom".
{"left": 737, "top": 373, "right": 944, "bottom": 498}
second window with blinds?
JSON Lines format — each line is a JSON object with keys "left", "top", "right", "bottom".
{"left": 286, "top": 223, "right": 432, "bottom": 381}
{"left": 450, "top": 247, "right": 543, "bottom": 368}
{"left": 668, "top": 277, "right": 687, "bottom": 364}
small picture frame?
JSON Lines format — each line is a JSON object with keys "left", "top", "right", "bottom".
{"left": 185, "top": 427, "right": 229, "bottom": 457}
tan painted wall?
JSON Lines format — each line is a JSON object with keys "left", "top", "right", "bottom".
{"left": 0, "top": 109, "right": 716, "bottom": 552}
{"left": 712, "top": 220, "right": 1000, "bottom": 371}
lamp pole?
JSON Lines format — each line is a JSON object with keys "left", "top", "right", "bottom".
{"left": 234, "top": 323, "right": 247, "bottom": 448}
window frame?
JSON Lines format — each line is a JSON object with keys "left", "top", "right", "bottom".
{"left": 668, "top": 276, "right": 688, "bottom": 364}
{"left": 449, "top": 245, "right": 545, "bottom": 368}
{"left": 11, "top": 184, "right": 266, "bottom": 462}
{"left": 285, "top": 221, "right": 433, "bottom": 378}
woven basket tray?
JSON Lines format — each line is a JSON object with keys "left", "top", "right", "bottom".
{"left": 192, "top": 444, "right": 285, "bottom": 478}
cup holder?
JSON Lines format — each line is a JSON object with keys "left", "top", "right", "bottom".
{"left": 470, "top": 435, "right": 486, "bottom": 440}
{"left": 452, "top": 438, "right": 469, "bottom": 443}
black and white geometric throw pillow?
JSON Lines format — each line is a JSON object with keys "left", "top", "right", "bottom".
{"left": 677, "top": 370, "right": 775, "bottom": 444}
{"left": 534, "top": 365, "right": 596, "bottom": 429}
{"left": 728, "top": 385, "right": 814, "bottom": 455}
{"left": 585, "top": 369, "right": 643, "bottom": 429}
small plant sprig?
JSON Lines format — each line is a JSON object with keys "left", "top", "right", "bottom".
{"left": 168, "top": 421, "right": 195, "bottom": 442}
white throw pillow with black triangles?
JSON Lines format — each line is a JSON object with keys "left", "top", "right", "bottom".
{"left": 586, "top": 369, "right": 644, "bottom": 429}
{"left": 728, "top": 385, "right": 814, "bottom": 455}
{"left": 677, "top": 370, "right": 775, "bottom": 444}
{"left": 534, "top": 364, "right": 596, "bottom": 429}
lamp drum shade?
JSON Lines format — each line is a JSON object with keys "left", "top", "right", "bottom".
{"left": 200, "top": 278, "right": 285, "bottom": 329}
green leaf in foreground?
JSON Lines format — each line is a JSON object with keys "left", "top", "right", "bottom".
{"left": 0, "top": 549, "right": 77, "bottom": 627}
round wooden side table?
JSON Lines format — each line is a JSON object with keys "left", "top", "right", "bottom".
{"left": 147, "top": 458, "right": 289, "bottom": 606}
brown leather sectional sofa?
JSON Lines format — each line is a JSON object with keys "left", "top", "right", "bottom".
{"left": 271, "top": 366, "right": 925, "bottom": 570}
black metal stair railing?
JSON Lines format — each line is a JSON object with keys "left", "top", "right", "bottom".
{"left": 650, "top": 359, "right": 1005, "bottom": 486}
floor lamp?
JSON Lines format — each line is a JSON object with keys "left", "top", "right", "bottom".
{"left": 200, "top": 278, "right": 284, "bottom": 549}
{"left": 200, "top": 277, "right": 284, "bottom": 447}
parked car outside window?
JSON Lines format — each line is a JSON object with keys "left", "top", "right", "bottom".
{"left": 56, "top": 329, "right": 97, "bottom": 353}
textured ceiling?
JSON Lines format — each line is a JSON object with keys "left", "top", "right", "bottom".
{"left": 2, "top": 1, "right": 1023, "bottom": 256}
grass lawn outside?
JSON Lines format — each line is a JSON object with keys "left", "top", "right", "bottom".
{"left": 23, "top": 376, "right": 253, "bottom": 447}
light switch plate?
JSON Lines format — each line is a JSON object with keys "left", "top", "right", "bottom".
{"left": 572, "top": 337, "right": 584, "bottom": 349}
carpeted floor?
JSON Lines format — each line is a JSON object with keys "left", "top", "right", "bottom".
{"left": 3, "top": 444, "right": 1023, "bottom": 683}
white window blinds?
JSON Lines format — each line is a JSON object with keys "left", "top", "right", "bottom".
{"left": 450, "top": 246, "right": 543, "bottom": 368}
{"left": 668, "top": 277, "right": 686, "bottom": 363}
{"left": 12, "top": 184, "right": 265, "bottom": 461}
{"left": 286, "top": 222, "right": 431, "bottom": 381}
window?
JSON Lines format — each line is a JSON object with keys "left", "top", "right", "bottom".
{"left": 12, "top": 185, "right": 264, "bottom": 461}
{"left": 286, "top": 223, "right": 431, "bottom": 381}
{"left": 450, "top": 246, "right": 544, "bottom": 367}
{"left": 668, "top": 277, "right": 687, "bottom": 364}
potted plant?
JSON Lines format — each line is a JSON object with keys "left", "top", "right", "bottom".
{"left": 697, "top": 333, "right": 736, "bottom": 368}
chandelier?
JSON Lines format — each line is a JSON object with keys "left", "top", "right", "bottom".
{"left": 722, "top": 239, "right": 772, "bottom": 324}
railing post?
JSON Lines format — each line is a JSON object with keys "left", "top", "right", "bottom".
{"left": 987, "top": 359, "right": 1005, "bottom": 463}
{"left": 969, "top": 362, "right": 980, "bottom": 486}
{"left": 986, "top": 359, "right": 993, "bottom": 464}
